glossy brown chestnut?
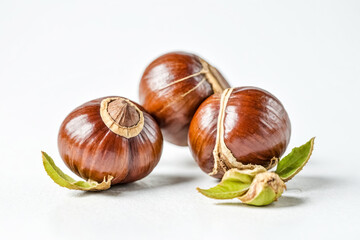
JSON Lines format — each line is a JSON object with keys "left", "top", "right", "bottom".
{"left": 139, "top": 51, "right": 230, "bottom": 146}
{"left": 58, "top": 96, "right": 163, "bottom": 184}
{"left": 188, "top": 87, "right": 291, "bottom": 179}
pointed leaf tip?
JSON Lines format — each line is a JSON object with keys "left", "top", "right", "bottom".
{"left": 197, "top": 182, "right": 251, "bottom": 200}
{"left": 41, "top": 151, "right": 113, "bottom": 191}
{"left": 275, "top": 137, "right": 315, "bottom": 182}
{"left": 196, "top": 168, "right": 264, "bottom": 200}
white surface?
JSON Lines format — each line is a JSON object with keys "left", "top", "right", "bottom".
{"left": 1, "top": 0, "right": 360, "bottom": 239}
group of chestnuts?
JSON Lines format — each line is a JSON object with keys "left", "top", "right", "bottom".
{"left": 43, "top": 51, "right": 313, "bottom": 205}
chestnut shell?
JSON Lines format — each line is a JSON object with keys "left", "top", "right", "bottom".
{"left": 58, "top": 97, "right": 163, "bottom": 184}
{"left": 188, "top": 87, "right": 291, "bottom": 178}
{"left": 139, "top": 51, "right": 230, "bottom": 146}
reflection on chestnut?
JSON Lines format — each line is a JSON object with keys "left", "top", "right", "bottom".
{"left": 139, "top": 51, "right": 230, "bottom": 146}
{"left": 58, "top": 96, "right": 163, "bottom": 184}
{"left": 188, "top": 87, "right": 291, "bottom": 179}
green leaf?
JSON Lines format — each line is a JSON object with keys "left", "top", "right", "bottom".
{"left": 239, "top": 172, "right": 286, "bottom": 206}
{"left": 197, "top": 181, "right": 250, "bottom": 200}
{"left": 197, "top": 167, "right": 266, "bottom": 199}
{"left": 275, "top": 137, "right": 315, "bottom": 182}
{"left": 41, "top": 151, "right": 113, "bottom": 191}
{"left": 242, "top": 186, "right": 277, "bottom": 206}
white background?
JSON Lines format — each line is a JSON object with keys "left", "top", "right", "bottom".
{"left": 1, "top": 0, "right": 360, "bottom": 239}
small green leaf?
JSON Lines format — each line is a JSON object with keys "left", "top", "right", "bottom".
{"left": 275, "top": 137, "right": 315, "bottom": 182}
{"left": 41, "top": 151, "right": 113, "bottom": 191}
{"left": 239, "top": 172, "right": 286, "bottom": 206}
{"left": 242, "top": 186, "right": 277, "bottom": 206}
{"left": 197, "top": 181, "right": 250, "bottom": 199}
{"left": 197, "top": 167, "right": 266, "bottom": 199}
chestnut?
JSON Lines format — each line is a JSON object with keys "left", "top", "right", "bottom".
{"left": 57, "top": 96, "right": 163, "bottom": 185}
{"left": 188, "top": 87, "right": 291, "bottom": 179}
{"left": 139, "top": 51, "right": 230, "bottom": 146}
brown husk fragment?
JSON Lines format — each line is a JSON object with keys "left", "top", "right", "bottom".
{"left": 210, "top": 88, "right": 277, "bottom": 176}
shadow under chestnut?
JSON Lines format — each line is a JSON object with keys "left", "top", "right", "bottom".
{"left": 74, "top": 173, "right": 198, "bottom": 197}
{"left": 215, "top": 196, "right": 306, "bottom": 208}
{"left": 286, "top": 175, "right": 344, "bottom": 192}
